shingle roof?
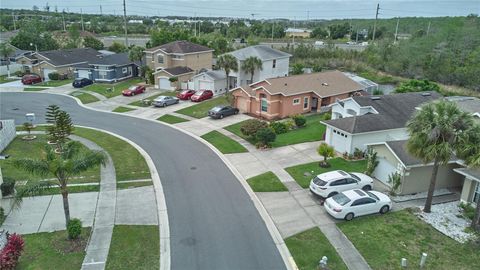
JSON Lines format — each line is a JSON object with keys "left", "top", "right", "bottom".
{"left": 37, "top": 48, "right": 100, "bottom": 66}
{"left": 236, "top": 70, "right": 363, "bottom": 98}
{"left": 162, "top": 66, "right": 194, "bottom": 76}
{"left": 446, "top": 96, "right": 480, "bottom": 115}
{"left": 227, "top": 45, "right": 291, "bottom": 61}
{"left": 323, "top": 91, "right": 442, "bottom": 133}
{"left": 198, "top": 69, "right": 226, "bottom": 80}
{"left": 145, "top": 40, "right": 212, "bottom": 54}
{"left": 385, "top": 140, "right": 458, "bottom": 167}
{"left": 88, "top": 52, "right": 138, "bottom": 66}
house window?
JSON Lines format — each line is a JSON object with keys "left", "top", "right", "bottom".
{"left": 272, "top": 59, "right": 276, "bottom": 68}
{"left": 172, "top": 55, "right": 183, "bottom": 60}
{"left": 260, "top": 94, "right": 268, "bottom": 112}
{"left": 474, "top": 182, "right": 480, "bottom": 203}
{"left": 122, "top": 67, "right": 128, "bottom": 74}
{"left": 303, "top": 97, "right": 309, "bottom": 109}
{"left": 157, "top": 55, "right": 164, "bottom": 64}
{"left": 293, "top": 98, "right": 300, "bottom": 105}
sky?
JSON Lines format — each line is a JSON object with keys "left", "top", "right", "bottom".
{"left": 1, "top": 0, "right": 479, "bottom": 19}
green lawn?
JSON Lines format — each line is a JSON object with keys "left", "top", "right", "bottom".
{"left": 0, "top": 75, "right": 17, "bottom": 83}
{"left": 74, "top": 127, "right": 151, "bottom": 181}
{"left": 175, "top": 96, "right": 229, "bottom": 118}
{"left": 37, "top": 79, "right": 73, "bottom": 87}
{"left": 70, "top": 91, "right": 100, "bottom": 104}
{"left": 246, "top": 171, "right": 288, "bottom": 192}
{"left": 285, "top": 158, "right": 367, "bottom": 188}
{"left": 200, "top": 130, "right": 248, "bottom": 154}
{"left": 83, "top": 78, "right": 144, "bottom": 98}
{"left": 129, "top": 91, "right": 178, "bottom": 107}
{"left": 224, "top": 114, "right": 327, "bottom": 148}
{"left": 0, "top": 135, "right": 100, "bottom": 184}
{"left": 338, "top": 210, "right": 480, "bottom": 270}
{"left": 285, "top": 227, "right": 348, "bottom": 270}
{"left": 112, "top": 106, "right": 136, "bottom": 113}
{"left": 24, "top": 87, "right": 49, "bottom": 91}
{"left": 17, "top": 228, "right": 90, "bottom": 269}
{"left": 157, "top": 114, "right": 189, "bottom": 124}
{"left": 106, "top": 225, "right": 159, "bottom": 270}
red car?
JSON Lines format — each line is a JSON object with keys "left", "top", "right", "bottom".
{"left": 21, "top": 74, "right": 42, "bottom": 85}
{"left": 122, "top": 85, "right": 146, "bottom": 96}
{"left": 177, "top": 89, "right": 196, "bottom": 100}
{"left": 190, "top": 90, "right": 213, "bottom": 102}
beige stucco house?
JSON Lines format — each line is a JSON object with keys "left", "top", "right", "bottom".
{"left": 144, "top": 40, "right": 213, "bottom": 90}
{"left": 231, "top": 70, "right": 365, "bottom": 120}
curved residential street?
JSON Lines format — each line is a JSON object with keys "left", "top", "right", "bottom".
{"left": 1, "top": 92, "right": 287, "bottom": 270}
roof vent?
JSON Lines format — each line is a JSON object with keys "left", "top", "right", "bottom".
{"left": 421, "top": 92, "right": 431, "bottom": 97}
{"left": 322, "top": 82, "right": 329, "bottom": 86}
{"left": 284, "top": 83, "right": 288, "bottom": 86}
{"left": 370, "top": 96, "right": 381, "bottom": 100}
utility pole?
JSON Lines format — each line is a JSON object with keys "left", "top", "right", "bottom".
{"left": 11, "top": 12, "right": 16, "bottom": 30}
{"left": 271, "top": 21, "right": 274, "bottom": 42}
{"left": 394, "top": 18, "right": 399, "bottom": 44}
{"left": 372, "top": 3, "right": 380, "bottom": 43}
{"left": 426, "top": 21, "right": 431, "bottom": 36}
{"left": 80, "top": 9, "right": 85, "bottom": 31}
{"left": 355, "top": 28, "right": 359, "bottom": 43}
{"left": 62, "top": 10, "right": 66, "bottom": 31}
{"left": 100, "top": 5, "right": 103, "bottom": 15}
{"left": 123, "top": 0, "right": 129, "bottom": 46}
{"left": 292, "top": 16, "right": 296, "bottom": 46}
{"left": 194, "top": 13, "right": 197, "bottom": 37}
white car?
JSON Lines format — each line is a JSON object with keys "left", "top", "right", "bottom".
{"left": 309, "top": 170, "right": 373, "bottom": 198}
{"left": 324, "top": 189, "right": 392, "bottom": 220}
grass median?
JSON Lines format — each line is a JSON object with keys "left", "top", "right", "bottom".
{"left": 36, "top": 79, "right": 73, "bottom": 87}
{"left": 83, "top": 78, "right": 144, "bottom": 98}
{"left": 24, "top": 87, "right": 49, "bottom": 91}
{"left": 201, "top": 130, "right": 248, "bottom": 154}
{"left": 246, "top": 171, "right": 288, "bottom": 192}
{"left": 175, "top": 96, "right": 229, "bottom": 118}
{"left": 157, "top": 114, "right": 189, "bottom": 124}
{"left": 112, "top": 106, "right": 136, "bottom": 113}
{"left": 70, "top": 91, "right": 100, "bottom": 104}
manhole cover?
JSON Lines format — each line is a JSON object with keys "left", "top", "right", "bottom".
{"left": 190, "top": 166, "right": 197, "bottom": 170}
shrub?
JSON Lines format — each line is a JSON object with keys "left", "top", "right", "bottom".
{"left": 14, "top": 70, "right": 25, "bottom": 77}
{"left": 169, "top": 77, "right": 178, "bottom": 82}
{"left": 285, "top": 119, "right": 296, "bottom": 130}
{"left": 240, "top": 119, "right": 268, "bottom": 137}
{"left": 0, "top": 233, "right": 24, "bottom": 270}
{"left": 365, "top": 148, "right": 379, "bottom": 176}
{"left": 292, "top": 114, "right": 306, "bottom": 127}
{"left": 0, "top": 207, "right": 5, "bottom": 226}
{"left": 0, "top": 178, "right": 15, "bottom": 197}
{"left": 353, "top": 148, "right": 364, "bottom": 159}
{"left": 48, "top": 72, "right": 60, "bottom": 80}
{"left": 317, "top": 143, "right": 335, "bottom": 167}
{"left": 269, "top": 121, "right": 288, "bottom": 134}
{"left": 67, "top": 218, "right": 82, "bottom": 239}
{"left": 395, "top": 79, "right": 440, "bottom": 93}
{"left": 460, "top": 202, "right": 475, "bottom": 220}
{"left": 255, "top": 128, "right": 276, "bottom": 148}
{"left": 387, "top": 172, "right": 402, "bottom": 195}
{"left": 322, "top": 112, "right": 332, "bottom": 120}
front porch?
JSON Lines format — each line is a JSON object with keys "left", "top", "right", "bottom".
{"left": 454, "top": 168, "right": 480, "bottom": 205}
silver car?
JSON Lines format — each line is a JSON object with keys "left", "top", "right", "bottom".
{"left": 152, "top": 96, "right": 179, "bottom": 107}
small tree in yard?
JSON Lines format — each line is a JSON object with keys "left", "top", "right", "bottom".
{"left": 292, "top": 114, "right": 306, "bottom": 127}
{"left": 46, "top": 105, "right": 74, "bottom": 152}
{"left": 255, "top": 128, "right": 276, "bottom": 148}
{"left": 317, "top": 143, "right": 334, "bottom": 167}
{"left": 365, "top": 148, "right": 379, "bottom": 176}
{"left": 387, "top": 172, "right": 402, "bottom": 195}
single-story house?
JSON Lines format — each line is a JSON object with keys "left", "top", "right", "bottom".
{"left": 322, "top": 92, "right": 442, "bottom": 154}
{"left": 191, "top": 70, "right": 227, "bottom": 96}
{"left": 231, "top": 70, "right": 365, "bottom": 120}
{"left": 74, "top": 52, "right": 139, "bottom": 83}
{"left": 153, "top": 66, "right": 194, "bottom": 90}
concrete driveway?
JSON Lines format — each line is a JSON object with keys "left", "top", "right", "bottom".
{"left": 0, "top": 80, "right": 23, "bottom": 88}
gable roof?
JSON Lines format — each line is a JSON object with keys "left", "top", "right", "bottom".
{"left": 323, "top": 92, "right": 442, "bottom": 134}
{"left": 36, "top": 48, "right": 100, "bottom": 66}
{"left": 193, "top": 69, "right": 226, "bottom": 80}
{"left": 144, "top": 40, "right": 212, "bottom": 54}
{"left": 234, "top": 70, "right": 363, "bottom": 98}
{"left": 227, "top": 45, "right": 291, "bottom": 61}
{"left": 155, "top": 66, "right": 194, "bottom": 76}
{"left": 383, "top": 140, "right": 458, "bottom": 167}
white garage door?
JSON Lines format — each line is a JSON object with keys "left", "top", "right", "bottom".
{"left": 373, "top": 158, "right": 397, "bottom": 185}
{"left": 199, "top": 80, "right": 213, "bottom": 90}
{"left": 159, "top": 77, "right": 172, "bottom": 90}
{"left": 330, "top": 132, "right": 347, "bottom": 154}
{"left": 77, "top": 70, "right": 90, "bottom": 79}
{"left": 43, "top": 69, "right": 55, "bottom": 81}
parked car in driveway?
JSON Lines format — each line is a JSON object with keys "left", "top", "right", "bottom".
{"left": 122, "top": 85, "right": 146, "bottom": 96}
{"left": 72, "top": 78, "right": 93, "bottom": 88}
{"left": 208, "top": 105, "right": 239, "bottom": 119}
{"left": 324, "top": 189, "right": 392, "bottom": 220}
{"left": 309, "top": 170, "right": 373, "bottom": 198}
{"left": 152, "top": 96, "right": 179, "bottom": 107}
{"left": 190, "top": 90, "right": 213, "bottom": 102}
{"left": 177, "top": 89, "right": 196, "bottom": 100}
{"left": 21, "top": 74, "right": 42, "bottom": 85}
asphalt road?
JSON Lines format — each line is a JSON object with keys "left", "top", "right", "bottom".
{"left": 1, "top": 92, "right": 286, "bottom": 270}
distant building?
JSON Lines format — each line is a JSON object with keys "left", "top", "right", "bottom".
{"left": 128, "top": 19, "right": 144, "bottom": 24}
{"left": 285, "top": 28, "right": 312, "bottom": 38}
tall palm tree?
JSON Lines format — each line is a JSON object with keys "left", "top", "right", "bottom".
{"left": 0, "top": 43, "right": 15, "bottom": 77}
{"left": 217, "top": 54, "right": 238, "bottom": 90}
{"left": 241, "top": 56, "right": 263, "bottom": 84}
{"left": 14, "top": 141, "right": 107, "bottom": 227}
{"left": 406, "top": 100, "right": 474, "bottom": 213}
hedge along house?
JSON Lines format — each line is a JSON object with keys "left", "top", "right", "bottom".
{"left": 230, "top": 70, "right": 365, "bottom": 120}
{"left": 73, "top": 52, "right": 140, "bottom": 83}
{"left": 16, "top": 48, "right": 101, "bottom": 81}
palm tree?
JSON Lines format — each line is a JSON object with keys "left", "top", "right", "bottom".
{"left": 406, "top": 100, "right": 474, "bottom": 213}
{"left": 14, "top": 141, "right": 107, "bottom": 227}
{"left": 217, "top": 54, "right": 238, "bottom": 90}
{"left": 241, "top": 56, "right": 263, "bottom": 84}
{"left": 0, "top": 43, "right": 15, "bottom": 77}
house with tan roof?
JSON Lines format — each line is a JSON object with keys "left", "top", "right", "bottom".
{"left": 144, "top": 40, "right": 213, "bottom": 90}
{"left": 230, "top": 70, "right": 365, "bottom": 120}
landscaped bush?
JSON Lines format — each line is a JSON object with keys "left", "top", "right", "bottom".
{"left": 240, "top": 119, "right": 268, "bottom": 137}
{"left": 0, "top": 233, "right": 25, "bottom": 270}
{"left": 168, "top": 77, "right": 178, "bottom": 82}
{"left": 460, "top": 202, "right": 475, "bottom": 220}
{"left": 67, "top": 218, "right": 82, "bottom": 239}
{"left": 285, "top": 119, "right": 296, "bottom": 130}
{"left": 292, "top": 114, "right": 306, "bottom": 127}
{"left": 0, "top": 207, "right": 5, "bottom": 226}
{"left": 317, "top": 143, "right": 335, "bottom": 167}
{"left": 269, "top": 121, "right": 288, "bottom": 134}
{"left": 0, "top": 178, "right": 15, "bottom": 197}
{"left": 387, "top": 172, "right": 402, "bottom": 195}
{"left": 48, "top": 72, "right": 60, "bottom": 80}
{"left": 353, "top": 148, "right": 364, "bottom": 159}
{"left": 322, "top": 112, "right": 332, "bottom": 120}
{"left": 255, "top": 128, "right": 276, "bottom": 148}
{"left": 365, "top": 148, "right": 379, "bottom": 176}
{"left": 13, "top": 70, "right": 25, "bottom": 77}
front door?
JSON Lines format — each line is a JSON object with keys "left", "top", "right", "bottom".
{"left": 311, "top": 97, "right": 318, "bottom": 111}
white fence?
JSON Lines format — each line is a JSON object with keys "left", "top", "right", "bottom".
{"left": 0, "top": 63, "right": 22, "bottom": 76}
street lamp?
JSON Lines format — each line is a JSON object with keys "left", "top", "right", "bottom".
{"left": 30, "top": 42, "right": 38, "bottom": 53}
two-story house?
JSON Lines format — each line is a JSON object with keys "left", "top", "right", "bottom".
{"left": 144, "top": 40, "right": 213, "bottom": 90}
{"left": 224, "top": 45, "right": 291, "bottom": 89}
